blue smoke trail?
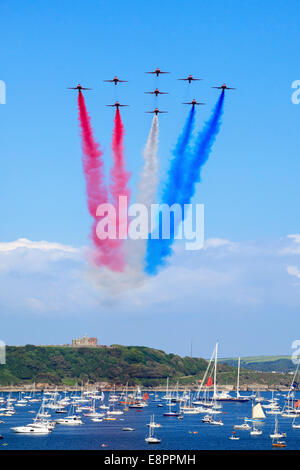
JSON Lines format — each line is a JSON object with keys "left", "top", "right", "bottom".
{"left": 145, "top": 91, "right": 225, "bottom": 275}
{"left": 145, "top": 107, "right": 196, "bottom": 274}
{"left": 179, "top": 90, "right": 225, "bottom": 206}
{"left": 164, "top": 106, "right": 196, "bottom": 206}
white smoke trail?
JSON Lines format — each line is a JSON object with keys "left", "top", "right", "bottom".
{"left": 137, "top": 115, "right": 159, "bottom": 207}
{"left": 84, "top": 117, "right": 159, "bottom": 294}
{"left": 126, "top": 115, "right": 159, "bottom": 275}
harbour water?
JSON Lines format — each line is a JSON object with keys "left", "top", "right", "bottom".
{"left": 0, "top": 391, "right": 298, "bottom": 450}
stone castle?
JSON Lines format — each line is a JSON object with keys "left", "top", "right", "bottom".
{"left": 72, "top": 334, "right": 98, "bottom": 348}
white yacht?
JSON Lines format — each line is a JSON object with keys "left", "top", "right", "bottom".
{"left": 11, "top": 424, "right": 51, "bottom": 434}
{"left": 56, "top": 405, "right": 83, "bottom": 425}
{"left": 56, "top": 415, "right": 83, "bottom": 425}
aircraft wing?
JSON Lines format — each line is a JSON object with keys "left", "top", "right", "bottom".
{"left": 118, "top": 104, "right": 129, "bottom": 107}
{"left": 103, "top": 80, "right": 114, "bottom": 82}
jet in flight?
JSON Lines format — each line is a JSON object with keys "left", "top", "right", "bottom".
{"left": 212, "top": 83, "right": 235, "bottom": 91}
{"left": 103, "top": 76, "right": 128, "bottom": 86}
{"left": 182, "top": 99, "right": 205, "bottom": 107}
{"left": 144, "top": 88, "right": 168, "bottom": 96}
{"left": 145, "top": 108, "right": 168, "bottom": 115}
{"left": 145, "top": 68, "right": 170, "bottom": 77}
{"left": 67, "top": 84, "right": 91, "bottom": 92}
{"left": 106, "top": 101, "right": 129, "bottom": 108}
{"left": 178, "top": 75, "right": 202, "bottom": 83}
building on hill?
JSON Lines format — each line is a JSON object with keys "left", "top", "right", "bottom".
{"left": 72, "top": 334, "right": 98, "bottom": 348}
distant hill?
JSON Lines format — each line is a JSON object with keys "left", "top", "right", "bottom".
{"left": 219, "top": 356, "right": 296, "bottom": 373}
{"left": 0, "top": 346, "right": 294, "bottom": 387}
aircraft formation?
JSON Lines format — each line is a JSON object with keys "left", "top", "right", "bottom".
{"left": 68, "top": 69, "right": 235, "bottom": 115}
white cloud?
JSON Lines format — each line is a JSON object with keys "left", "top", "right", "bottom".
{"left": 0, "top": 235, "right": 300, "bottom": 321}
{"left": 204, "top": 238, "right": 232, "bottom": 249}
{"left": 287, "top": 265, "right": 300, "bottom": 280}
{"left": 0, "top": 238, "right": 77, "bottom": 253}
{"left": 279, "top": 234, "right": 300, "bottom": 255}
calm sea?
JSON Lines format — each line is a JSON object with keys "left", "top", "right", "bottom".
{"left": 0, "top": 391, "right": 298, "bottom": 450}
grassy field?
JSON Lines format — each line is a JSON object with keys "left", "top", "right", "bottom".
{"left": 220, "top": 355, "right": 291, "bottom": 363}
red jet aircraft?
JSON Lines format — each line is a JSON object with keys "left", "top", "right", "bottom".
{"left": 145, "top": 68, "right": 170, "bottom": 77}
{"left": 144, "top": 88, "right": 168, "bottom": 97}
{"left": 182, "top": 99, "right": 205, "bottom": 107}
{"left": 106, "top": 101, "right": 129, "bottom": 108}
{"left": 212, "top": 83, "right": 235, "bottom": 90}
{"left": 67, "top": 84, "right": 92, "bottom": 91}
{"left": 103, "top": 76, "right": 128, "bottom": 85}
{"left": 145, "top": 108, "right": 168, "bottom": 115}
{"left": 178, "top": 75, "right": 202, "bottom": 83}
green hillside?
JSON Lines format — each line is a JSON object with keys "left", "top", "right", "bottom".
{"left": 0, "top": 345, "right": 294, "bottom": 387}
{"left": 219, "top": 356, "right": 295, "bottom": 373}
{"left": 0, "top": 345, "right": 208, "bottom": 386}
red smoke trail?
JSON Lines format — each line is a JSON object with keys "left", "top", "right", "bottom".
{"left": 110, "top": 108, "right": 131, "bottom": 249}
{"left": 77, "top": 91, "right": 124, "bottom": 271}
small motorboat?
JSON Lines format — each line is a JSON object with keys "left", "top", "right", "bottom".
{"left": 202, "top": 415, "right": 212, "bottom": 423}
{"left": 210, "top": 419, "right": 224, "bottom": 426}
{"left": 233, "top": 423, "right": 251, "bottom": 430}
{"left": 229, "top": 432, "right": 240, "bottom": 440}
{"left": 122, "top": 427, "right": 135, "bottom": 431}
{"left": 250, "top": 427, "right": 262, "bottom": 436}
{"left": 145, "top": 437, "right": 161, "bottom": 444}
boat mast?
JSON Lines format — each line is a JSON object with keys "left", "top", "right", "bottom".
{"left": 213, "top": 342, "right": 218, "bottom": 399}
{"left": 237, "top": 357, "right": 241, "bottom": 398}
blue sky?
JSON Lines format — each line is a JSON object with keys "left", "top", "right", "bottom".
{"left": 0, "top": 0, "right": 299, "bottom": 357}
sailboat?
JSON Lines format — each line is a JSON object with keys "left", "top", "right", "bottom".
{"left": 292, "top": 415, "right": 300, "bottom": 428}
{"left": 280, "top": 361, "right": 300, "bottom": 419}
{"left": 163, "top": 400, "right": 180, "bottom": 417}
{"left": 161, "top": 378, "right": 172, "bottom": 401}
{"left": 271, "top": 416, "right": 286, "bottom": 447}
{"left": 245, "top": 400, "right": 266, "bottom": 422}
{"left": 145, "top": 415, "right": 161, "bottom": 444}
{"left": 255, "top": 390, "right": 264, "bottom": 403}
{"left": 231, "top": 358, "right": 250, "bottom": 402}
{"left": 270, "top": 415, "right": 286, "bottom": 439}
